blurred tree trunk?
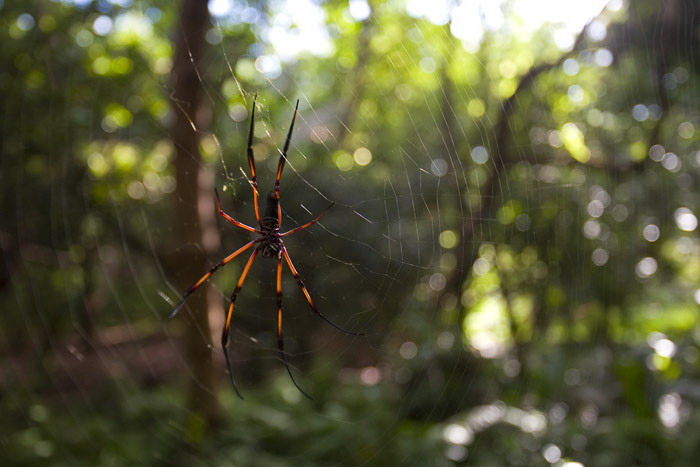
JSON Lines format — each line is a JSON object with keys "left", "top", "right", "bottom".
{"left": 170, "top": 0, "right": 221, "bottom": 429}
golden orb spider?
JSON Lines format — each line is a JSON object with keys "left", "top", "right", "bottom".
{"left": 169, "top": 96, "right": 362, "bottom": 399}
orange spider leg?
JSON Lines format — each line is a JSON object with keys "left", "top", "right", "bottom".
{"left": 247, "top": 94, "right": 261, "bottom": 222}
{"left": 214, "top": 188, "right": 259, "bottom": 233}
{"left": 273, "top": 100, "right": 299, "bottom": 225}
{"left": 280, "top": 202, "right": 334, "bottom": 237}
{"left": 169, "top": 241, "right": 256, "bottom": 320}
{"left": 276, "top": 252, "right": 312, "bottom": 400}
{"left": 282, "top": 247, "right": 364, "bottom": 336}
{"left": 221, "top": 248, "right": 259, "bottom": 399}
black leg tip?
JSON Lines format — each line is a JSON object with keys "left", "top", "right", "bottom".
{"left": 168, "top": 300, "right": 185, "bottom": 320}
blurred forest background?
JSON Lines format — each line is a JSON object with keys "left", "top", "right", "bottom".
{"left": 3, "top": 0, "right": 700, "bottom": 465}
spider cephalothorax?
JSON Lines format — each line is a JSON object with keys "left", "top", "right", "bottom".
{"left": 169, "top": 96, "right": 362, "bottom": 399}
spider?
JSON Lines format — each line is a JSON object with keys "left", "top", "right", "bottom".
{"left": 169, "top": 96, "right": 362, "bottom": 399}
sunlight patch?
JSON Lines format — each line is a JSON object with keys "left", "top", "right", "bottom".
{"left": 112, "top": 11, "right": 153, "bottom": 46}
{"left": 353, "top": 147, "right": 372, "bottom": 166}
{"left": 464, "top": 296, "right": 510, "bottom": 358}
{"left": 561, "top": 123, "right": 590, "bottom": 163}
{"left": 675, "top": 208, "right": 698, "bottom": 231}
{"left": 349, "top": 0, "right": 371, "bottom": 21}
{"left": 268, "top": 0, "right": 333, "bottom": 60}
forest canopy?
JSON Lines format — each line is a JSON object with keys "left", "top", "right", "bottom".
{"left": 2, "top": 0, "right": 700, "bottom": 465}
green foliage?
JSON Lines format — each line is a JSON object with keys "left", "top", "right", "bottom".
{"left": 3, "top": 0, "right": 700, "bottom": 464}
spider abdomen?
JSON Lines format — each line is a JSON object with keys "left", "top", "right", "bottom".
{"left": 259, "top": 238, "right": 282, "bottom": 258}
{"left": 258, "top": 216, "right": 282, "bottom": 258}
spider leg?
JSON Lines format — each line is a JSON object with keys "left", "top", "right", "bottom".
{"left": 274, "top": 100, "right": 299, "bottom": 196}
{"left": 282, "top": 247, "right": 364, "bottom": 336}
{"left": 215, "top": 188, "right": 260, "bottom": 233}
{"left": 273, "top": 101, "right": 299, "bottom": 218}
{"left": 280, "top": 202, "right": 334, "bottom": 237}
{"left": 169, "top": 241, "right": 256, "bottom": 320}
{"left": 221, "top": 248, "right": 259, "bottom": 400}
{"left": 247, "top": 94, "right": 261, "bottom": 222}
{"left": 272, "top": 100, "right": 299, "bottom": 226}
{"left": 276, "top": 251, "right": 312, "bottom": 400}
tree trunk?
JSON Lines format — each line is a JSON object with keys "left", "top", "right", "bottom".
{"left": 170, "top": 0, "right": 221, "bottom": 429}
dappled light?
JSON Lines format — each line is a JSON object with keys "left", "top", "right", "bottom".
{"left": 4, "top": 0, "right": 700, "bottom": 465}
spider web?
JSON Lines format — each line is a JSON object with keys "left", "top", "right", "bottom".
{"left": 6, "top": 0, "right": 695, "bottom": 465}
